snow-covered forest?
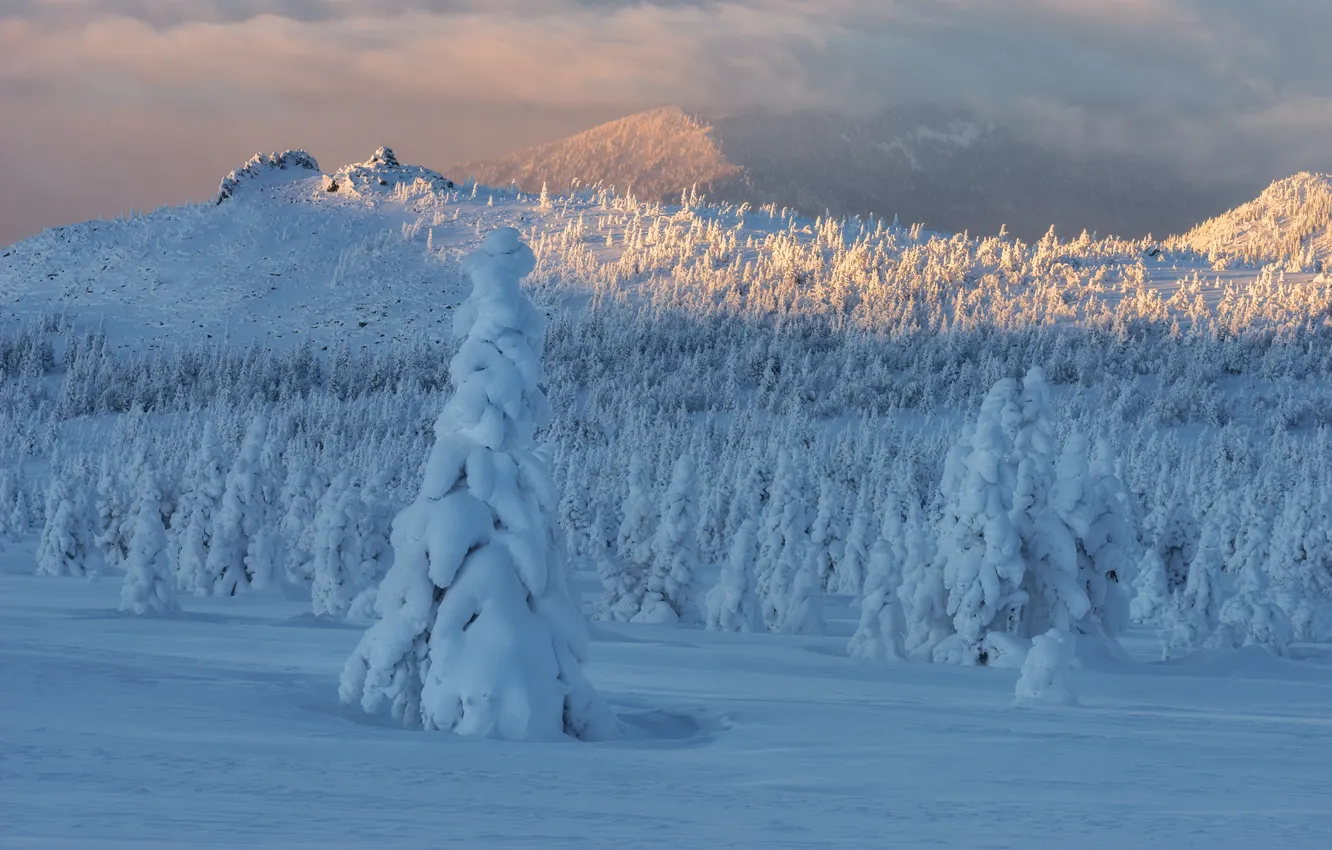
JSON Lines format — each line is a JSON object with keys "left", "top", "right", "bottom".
{"left": 4, "top": 149, "right": 1332, "bottom": 846}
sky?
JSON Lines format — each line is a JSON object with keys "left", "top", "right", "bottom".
{"left": 3, "top": 0, "right": 1331, "bottom": 244}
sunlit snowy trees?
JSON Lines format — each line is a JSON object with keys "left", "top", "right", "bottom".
{"left": 339, "top": 227, "right": 620, "bottom": 740}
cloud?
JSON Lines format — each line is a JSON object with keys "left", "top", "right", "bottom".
{"left": 2, "top": 0, "right": 1331, "bottom": 242}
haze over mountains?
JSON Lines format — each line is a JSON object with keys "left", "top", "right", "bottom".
{"left": 455, "top": 106, "right": 1261, "bottom": 241}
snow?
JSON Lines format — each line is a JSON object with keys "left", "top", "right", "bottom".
{"left": 7, "top": 146, "right": 1332, "bottom": 846}
{"left": 4, "top": 558, "right": 1332, "bottom": 849}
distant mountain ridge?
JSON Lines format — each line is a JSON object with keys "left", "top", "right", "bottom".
{"left": 453, "top": 106, "right": 1258, "bottom": 241}
{"left": 453, "top": 107, "right": 739, "bottom": 203}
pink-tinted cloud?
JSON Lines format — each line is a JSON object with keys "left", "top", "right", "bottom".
{"left": 2, "top": 0, "right": 1330, "bottom": 243}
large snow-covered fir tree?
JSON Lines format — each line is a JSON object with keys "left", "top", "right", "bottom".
{"left": 911, "top": 369, "right": 1137, "bottom": 665}
{"left": 339, "top": 227, "right": 620, "bottom": 741}
{"left": 929, "top": 378, "right": 1026, "bottom": 664}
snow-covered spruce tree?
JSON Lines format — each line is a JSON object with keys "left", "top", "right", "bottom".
{"left": 1130, "top": 548, "right": 1171, "bottom": 624}
{"left": 633, "top": 454, "right": 702, "bottom": 624}
{"left": 310, "top": 472, "right": 364, "bottom": 618}
{"left": 848, "top": 492, "right": 909, "bottom": 661}
{"left": 755, "top": 449, "right": 810, "bottom": 629}
{"left": 901, "top": 448, "right": 959, "bottom": 658}
{"left": 339, "top": 227, "right": 620, "bottom": 741}
{"left": 834, "top": 484, "right": 873, "bottom": 595}
{"left": 172, "top": 422, "right": 228, "bottom": 595}
{"left": 1160, "top": 519, "right": 1226, "bottom": 659}
{"left": 930, "top": 379, "right": 1026, "bottom": 665}
{"left": 590, "top": 505, "right": 636, "bottom": 622}
{"left": 810, "top": 475, "right": 840, "bottom": 588}
{"left": 1208, "top": 554, "right": 1294, "bottom": 656}
{"left": 120, "top": 469, "right": 180, "bottom": 615}
{"left": 599, "top": 450, "right": 654, "bottom": 621}
{"left": 93, "top": 454, "right": 130, "bottom": 567}
{"left": 36, "top": 465, "right": 95, "bottom": 577}
{"left": 204, "top": 415, "right": 271, "bottom": 596}
{"left": 0, "top": 468, "right": 25, "bottom": 540}
{"left": 1009, "top": 368, "right": 1091, "bottom": 639}
{"left": 1014, "top": 628, "right": 1077, "bottom": 707}
{"left": 278, "top": 452, "right": 325, "bottom": 583}
{"left": 780, "top": 544, "right": 826, "bottom": 635}
{"left": 1267, "top": 479, "right": 1331, "bottom": 641}
{"left": 1032, "top": 432, "right": 1133, "bottom": 639}
{"left": 705, "top": 517, "right": 764, "bottom": 632}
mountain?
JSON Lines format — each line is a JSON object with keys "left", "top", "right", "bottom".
{"left": 452, "top": 106, "right": 738, "bottom": 204}
{"left": 453, "top": 106, "right": 1256, "bottom": 241}
{"left": 0, "top": 148, "right": 476, "bottom": 351}
{"left": 1175, "top": 172, "right": 1332, "bottom": 270}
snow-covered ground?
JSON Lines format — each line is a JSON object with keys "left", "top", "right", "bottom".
{"left": 4, "top": 547, "right": 1332, "bottom": 850}
{"left": 6, "top": 149, "right": 1332, "bottom": 850}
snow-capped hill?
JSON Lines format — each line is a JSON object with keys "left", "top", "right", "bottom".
{"left": 0, "top": 148, "right": 495, "bottom": 350}
{"left": 453, "top": 107, "right": 739, "bottom": 202}
{"left": 323, "top": 146, "right": 456, "bottom": 198}
{"left": 215, "top": 150, "right": 320, "bottom": 204}
{"left": 1175, "top": 172, "right": 1332, "bottom": 271}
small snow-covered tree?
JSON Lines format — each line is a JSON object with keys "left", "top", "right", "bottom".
{"left": 599, "top": 450, "right": 654, "bottom": 620}
{"left": 633, "top": 455, "right": 702, "bottom": 624}
{"left": 93, "top": 454, "right": 130, "bottom": 567}
{"left": 780, "top": 545, "right": 825, "bottom": 635}
{"left": 339, "top": 227, "right": 619, "bottom": 741}
{"left": 705, "top": 517, "right": 763, "bottom": 631}
{"left": 173, "top": 422, "right": 228, "bottom": 595}
{"left": 1014, "top": 628, "right": 1077, "bottom": 707}
{"left": 755, "top": 449, "right": 809, "bottom": 628}
{"left": 1208, "top": 555, "right": 1293, "bottom": 656}
{"left": 120, "top": 469, "right": 180, "bottom": 615}
{"left": 204, "top": 415, "right": 271, "bottom": 596}
{"left": 810, "top": 475, "right": 840, "bottom": 587}
{"left": 36, "top": 466, "right": 95, "bottom": 578}
{"left": 1160, "top": 520, "right": 1226, "bottom": 659}
{"left": 834, "top": 484, "right": 873, "bottom": 595}
{"left": 849, "top": 493, "right": 910, "bottom": 660}
{"left": 1130, "top": 548, "right": 1171, "bottom": 623}
{"left": 0, "top": 469, "right": 26, "bottom": 540}
{"left": 310, "top": 473, "right": 367, "bottom": 618}
{"left": 279, "top": 456, "right": 325, "bottom": 583}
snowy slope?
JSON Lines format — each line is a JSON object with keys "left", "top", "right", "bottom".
{"left": 0, "top": 149, "right": 532, "bottom": 351}
{"left": 1176, "top": 172, "right": 1332, "bottom": 270}
{"left": 4, "top": 555, "right": 1332, "bottom": 850}
{"left": 4, "top": 145, "right": 1326, "bottom": 356}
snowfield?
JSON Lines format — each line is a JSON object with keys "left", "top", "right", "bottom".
{"left": 5, "top": 553, "right": 1332, "bottom": 850}
{"left": 4, "top": 149, "right": 1332, "bottom": 849}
